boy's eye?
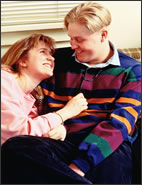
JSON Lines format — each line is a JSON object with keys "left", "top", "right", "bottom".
{"left": 76, "top": 38, "right": 84, "bottom": 42}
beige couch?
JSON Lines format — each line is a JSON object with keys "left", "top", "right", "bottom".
{"left": 118, "top": 47, "right": 141, "bottom": 62}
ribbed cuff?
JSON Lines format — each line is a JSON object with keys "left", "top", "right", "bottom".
{"left": 72, "top": 157, "right": 90, "bottom": 173}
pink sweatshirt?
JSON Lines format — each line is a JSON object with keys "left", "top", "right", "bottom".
{"left": 1, "top": 70, "right": 61, "bottom": 145}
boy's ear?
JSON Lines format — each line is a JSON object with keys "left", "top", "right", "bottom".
{"left": 19, "top": 59, "right": 27, "bottom": 67}
{"left": 101, "top": 29, "right": 108, "bottom": 42}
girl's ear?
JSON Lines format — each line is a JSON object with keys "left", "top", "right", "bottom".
{"left": 18, "top": 59, "right": 27, "bottom": 67}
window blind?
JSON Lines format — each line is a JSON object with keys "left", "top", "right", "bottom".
{"left": 1, "top": 1, "right": 86, "bottom": 32}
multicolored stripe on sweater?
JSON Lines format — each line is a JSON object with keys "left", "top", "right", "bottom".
{"left": 38, "top": 47, "right": 141, "bottom": 173}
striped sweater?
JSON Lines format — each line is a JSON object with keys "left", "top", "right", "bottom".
{"left": 40, "top": 47, "right": 141, "bottom": 173}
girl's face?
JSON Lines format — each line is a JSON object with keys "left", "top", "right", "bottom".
{"left": 21, "top": 41, "right": 55, "bottom": 81}
{"left": 67, "top": 22, "right": 104, "bottom": 65}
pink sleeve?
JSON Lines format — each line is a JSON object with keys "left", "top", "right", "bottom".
{"left": 28, "top": 111, "right": 61, "bottom": 135}
{"left": 1, "top": 71, "right": 61, "bottom": 145}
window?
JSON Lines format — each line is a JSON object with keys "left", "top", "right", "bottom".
{"left": 1, "top": 1, "right": 86, "bottom": 32}
{"left": 1, "top": 1, "right": 87, "bottom": 55}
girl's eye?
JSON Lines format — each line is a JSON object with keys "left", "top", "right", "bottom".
{"left": 40, "top": 50, "right": 45, "bottom": 53}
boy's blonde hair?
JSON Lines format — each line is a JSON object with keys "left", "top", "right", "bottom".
{"left": 64, "top": 1, "right": 112, "bottom": 32}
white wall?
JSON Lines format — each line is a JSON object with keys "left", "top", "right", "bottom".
{"left": 99, "top": 1, "right": 141, "bottom": 48}
{"left": 1, "top": 1, "right": 141, "bottom": 56}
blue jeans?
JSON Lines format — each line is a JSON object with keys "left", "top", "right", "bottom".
{"left": 1, "top": 135, "right": 132, "bottom": 184}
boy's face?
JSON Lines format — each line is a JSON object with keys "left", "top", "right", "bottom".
{"left": 67, "top": 22, "right": 105, "bottom": 66}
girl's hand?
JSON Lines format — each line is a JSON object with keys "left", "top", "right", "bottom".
{"left": 56, "top": 93, "right": 88, "bottom": 122}
{"left": 43, "top": 125, "right": 66, "bottom": 141}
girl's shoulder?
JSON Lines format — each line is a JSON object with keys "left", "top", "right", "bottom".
{"left": 1, "top": 70, "right": 18, "bottom": 90}
{"left": 1, "top": 69, "right": 14, "bottom": 78}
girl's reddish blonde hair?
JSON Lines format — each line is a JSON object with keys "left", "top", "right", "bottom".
{"left": 1, "top": 34, "right": 55, "bottom": 73}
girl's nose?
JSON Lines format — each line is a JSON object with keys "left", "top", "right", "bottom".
{"left": 47, "top": 55, "right": 55, "bottom": 62}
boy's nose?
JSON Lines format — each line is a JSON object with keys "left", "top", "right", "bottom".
{"left": 70, "top": 39, "right": 78, "bottom": 49}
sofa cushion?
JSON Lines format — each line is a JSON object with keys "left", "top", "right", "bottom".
{"left": 118, "top": 48, "right": 141, "bottom": 62}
